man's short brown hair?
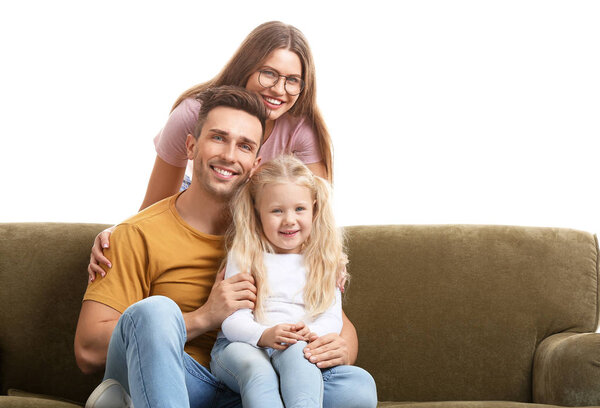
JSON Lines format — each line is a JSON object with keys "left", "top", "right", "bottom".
{"left": 193, "top": 86, "right": 268, "bottom": 146}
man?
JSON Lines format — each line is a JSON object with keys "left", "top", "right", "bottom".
{"left": 75, "top": 85, "right": 376, "bottom": 408}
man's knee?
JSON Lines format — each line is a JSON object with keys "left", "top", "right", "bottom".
{"left": 324, "top": 366, "right": 377, "bottom": 408}
{"left": 121, "top": 296, "right": 184, "bottom": 335}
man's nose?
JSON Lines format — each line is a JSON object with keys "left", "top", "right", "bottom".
{"left": 220, "top": 142, "right": 236, "bottom": 161}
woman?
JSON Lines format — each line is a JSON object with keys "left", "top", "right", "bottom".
{"left": 142, "top": 20, "right": 332, "bottom": 210}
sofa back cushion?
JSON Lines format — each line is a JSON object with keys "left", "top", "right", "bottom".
{"left": 343, "top": 225, "right": 599, "bottom": 402}
{"left": 0, "top": 223, "right": 106, "bottom": 402}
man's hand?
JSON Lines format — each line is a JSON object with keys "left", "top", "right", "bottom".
{"left": 257, "top": 323, "right": 307, "bottom": 350}
{"left": 184, "top": 269, "right": 256, "bottom": 339}
{"left": 303, "top": 333, "right": 351, "bottom": 369}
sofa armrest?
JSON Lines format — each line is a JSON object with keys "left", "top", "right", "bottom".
{"left": 533, "top": 332, "right": 600, "bottom": 406}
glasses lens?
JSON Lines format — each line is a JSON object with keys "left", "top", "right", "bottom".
{"left": 258, "top": 70, "right": 278, "bottom": 88}
{"left": 285, "top": 77, "right": 304, "bottom": 96}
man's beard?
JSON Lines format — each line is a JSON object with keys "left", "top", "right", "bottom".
{"left": 193, "top": 158, "right": 248, "bottom": 201}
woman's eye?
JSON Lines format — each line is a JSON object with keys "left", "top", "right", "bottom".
{"left": 287, "top": 77, "right": 300, "bottom": 84}
{"left": 262, "top": 70, "right": 278, "bottom": 79}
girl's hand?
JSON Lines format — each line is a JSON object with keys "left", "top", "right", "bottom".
{"left": 293, "top": 321, "right": 311, "bottom": 341}
{"left": 258, "top": 324, "right": 306, "bottom": 350}
{"left": 303, "top": 333, "right": 350, "bottom": 368}
{"left": 88, "top": 226, "right": 116, "bottom": 282}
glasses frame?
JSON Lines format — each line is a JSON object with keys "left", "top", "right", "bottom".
{"left": 257, "top": 70, "right": 305, "bottom": 96}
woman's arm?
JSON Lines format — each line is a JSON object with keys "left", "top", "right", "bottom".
{"left": 306, "top": 161, "right": 327, "bottom": 179}
{"left": 139, "top": 155, "right": 186, "bottom": 211}
{"left": 88, "top": 155, "right": 185, "bottom": 280}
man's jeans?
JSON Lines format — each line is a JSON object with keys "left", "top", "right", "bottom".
{"left": 210, "top": 338, "right": 323, "bottom": 407}
{"left": 104, "top": 296, "right": 377, "bottom": 408}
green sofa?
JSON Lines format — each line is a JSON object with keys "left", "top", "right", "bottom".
{"left": 1, "top": 223, "right": 599, "bottom": 407}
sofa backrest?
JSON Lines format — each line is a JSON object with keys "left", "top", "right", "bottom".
{"left": 0, "top": 223, "right": 107, "bottom": 403}
{"left": 343, "top": 225, "right": 599, "bottom": 402}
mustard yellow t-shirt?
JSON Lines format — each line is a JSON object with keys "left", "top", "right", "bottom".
{"left": 84, "top": 192, "right": 224, "bottom": 367}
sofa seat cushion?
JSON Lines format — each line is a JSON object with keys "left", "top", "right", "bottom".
{"left": 0, "top": 389, "right": 82, "bottom": 407}
{"left": 377, "top": 401, "right": 595, "bottom": 408}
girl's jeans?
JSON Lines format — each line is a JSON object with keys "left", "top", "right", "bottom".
{"left": 103, "top": 296, "right": 377, "bottom": 408}
{"left": 210, "top": 338, "right": 322, "bottom": 407}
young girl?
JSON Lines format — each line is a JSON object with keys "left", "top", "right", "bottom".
{"left": 210, "top": 155, "right": 350, "bottom": 408}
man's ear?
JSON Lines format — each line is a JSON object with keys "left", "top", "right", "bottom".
{"left": 248, "top": 157, "right": 262, "bottom": 179}
{"left": 185, "top": 134, "right": 196, "bottom": 160}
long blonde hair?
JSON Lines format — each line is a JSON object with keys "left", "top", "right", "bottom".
{"left": 172, "top": 21, "right": 334, "bottom": 181}
{"left": 227, "top": 155, "right": 347, "bottom": 322}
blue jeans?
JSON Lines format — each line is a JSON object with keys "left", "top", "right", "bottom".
{"left": 104, "top": 296, "right": 377, "bottom": 407}
{"left": 210, "top": 338, "right": 323, "bottom": 407}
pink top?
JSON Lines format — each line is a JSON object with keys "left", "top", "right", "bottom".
{"left": 154, "top": 98, "right": 322, "bottom": 175}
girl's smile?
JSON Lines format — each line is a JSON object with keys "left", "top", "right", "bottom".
{"left": 256, "top": 181, "right": 313, "bottom": 254}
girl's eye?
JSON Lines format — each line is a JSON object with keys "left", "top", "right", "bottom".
{"left": 295, "top": 206, "right": 305, "bottom": 212}
{"left": 271, "top": 209, "right": 282, "bottom": 214}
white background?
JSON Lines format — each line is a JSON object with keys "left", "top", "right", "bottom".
{"left": 1, "top": 0, "right": 598, "bottom": 235}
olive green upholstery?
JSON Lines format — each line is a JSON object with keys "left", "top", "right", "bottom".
{"left": 1, "top": 223, "right": 599, "bottom": 407}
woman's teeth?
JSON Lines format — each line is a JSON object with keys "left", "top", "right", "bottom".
{"left": 264, "top": 97, "right": 282, "bottom": 106}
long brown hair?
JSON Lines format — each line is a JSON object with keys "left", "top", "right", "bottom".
{"left": 172, "top": 21, "right": 334, "bottom": 181}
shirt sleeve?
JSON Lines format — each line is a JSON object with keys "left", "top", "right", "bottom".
{"left": 83, "top": 224, "right": 151, "bottom": 313}
{"left": 291, "top": 117, "right": 323, "bottom": 165}
{"left": 307, "top": 289, "right": 343, "bottom": 337}
{"left": 221, "top": 253, "right": 270, "bottom": 347}
{"left": 153, "top": 98, "right": 199, "bottom": 168}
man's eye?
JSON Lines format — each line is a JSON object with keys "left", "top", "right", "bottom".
{"left": 213, "top": 135, "right": 223, "bottom": 141}
{"left": 240, "top": 144, "right": 252, "bottom": 151}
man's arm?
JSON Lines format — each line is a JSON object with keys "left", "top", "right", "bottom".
{"left": 74, "top": 300, "right": 121, "bottom": 374}
{"left": 75, "top": 269, "right": 256, "bottom": 375}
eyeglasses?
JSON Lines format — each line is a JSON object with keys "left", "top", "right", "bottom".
{"left": 258, "top": 69, "right": 305, "bottom": 96}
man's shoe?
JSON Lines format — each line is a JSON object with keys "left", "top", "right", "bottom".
{"left": 85, "top": 379, "right": 133, "bottom": 408}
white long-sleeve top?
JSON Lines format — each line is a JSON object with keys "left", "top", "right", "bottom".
{"left": 219, "top": 251, "right": 343, "bottom": 347}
